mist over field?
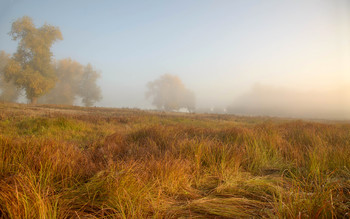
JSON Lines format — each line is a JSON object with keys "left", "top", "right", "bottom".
{"left": 0, "top": 0, "right": 349, "bottom": 119}
{"left": 228, "top": 83, "right": 350, "bottom": 120}
{"left": 1, "top": 1, "right": 350, "bottom": 218}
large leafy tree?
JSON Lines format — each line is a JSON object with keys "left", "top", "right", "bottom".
{"left": 4, "top": 16, "right": 62, "bottom": 104}
{"left": 39, "top": 58, "right": 84, "bottom": 105}
{"left": 39, "top": 59, "right": 102, "bottom": 106}
{"left": 146, "top": 74, "right": 195, "bottom": 112}
{"left": 0, "top": 51, "right": 21, "bottom": 102}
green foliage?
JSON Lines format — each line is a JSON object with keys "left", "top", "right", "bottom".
{"left": 16, "top": 117, "right": 81, "bottom": 135}
{"left": 4, "top": 16, "right": 62, "bottom": 103}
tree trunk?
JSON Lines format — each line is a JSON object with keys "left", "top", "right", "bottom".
{"left": 30, "top": 97, "right": 38, "bottom": 104}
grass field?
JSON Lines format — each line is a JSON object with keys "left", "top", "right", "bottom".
{"left": 0, "top": 103, "right": 349, "bottom": 218}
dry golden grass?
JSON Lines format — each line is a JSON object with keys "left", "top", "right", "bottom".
{"left": 0, "top": 102, "right": 349, "bottom": 218}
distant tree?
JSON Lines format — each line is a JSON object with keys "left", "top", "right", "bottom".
{"left": 0, "top": 51, "right": 21, "bottom": 102}
{"left": 182, "top": 89, "right": 196, "bottom": 113}
{"left": 4, "top": 16, "right": 62, "bottom": 104}
{"left": 39, "top": 58, "right": 84, "bottom": 105}
{"left": 146, "top": 74, "right": 195, "bottom": 112}
{"left": 39, "top": 59, "right": 102, "bottom": 107}
{"left": 78, "top": 64, "right": 102, "bottom": 107}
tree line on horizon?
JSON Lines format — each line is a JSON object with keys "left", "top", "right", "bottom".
{"left": 0, "top": 16, "right": 196, "bottom": 111}
{"left": 0, "top": 16, "right": 102, "bottom": 106}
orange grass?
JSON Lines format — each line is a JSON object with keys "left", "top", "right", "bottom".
{"left": 0, "top": 103, "right": 349, "bottom": 218}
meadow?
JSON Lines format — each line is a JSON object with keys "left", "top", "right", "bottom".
{"left": 0, "top": 103, "right": 349, "bottom": 218}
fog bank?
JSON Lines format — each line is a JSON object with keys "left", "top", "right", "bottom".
{"left": 228, "top": 84, "right": 350, "bottom": 120}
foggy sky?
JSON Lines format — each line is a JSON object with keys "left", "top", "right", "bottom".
{"left": 229, "top": 83, "right": 350, "bottom": 120}
{"left": 0, "top": 0, "right": 349, "bottom": 119}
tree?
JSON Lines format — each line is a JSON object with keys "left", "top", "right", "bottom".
{"left": 78, "top": 64, "right": 102, "bottom": 107}
{"left": 0, "top": 51, "right": 21, "bottom": 102}
{"left": 146, "top": 74, "right": 195, "bottom": 112}
{"left": 4, "top": 16, "right": 62, "bottom": 104}
{"left": 39, "top": 59, "right": 102, "bottom": 106}
{"left": 39, "top": 58, "right": 84, "bottom": 105}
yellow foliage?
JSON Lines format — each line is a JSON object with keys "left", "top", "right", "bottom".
{"left": 4, "top": 16, "right": 62, "bottom": 103}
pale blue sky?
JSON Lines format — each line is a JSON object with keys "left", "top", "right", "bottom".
{"left": 0, "top": 0, "right": 349, "bottom": 112}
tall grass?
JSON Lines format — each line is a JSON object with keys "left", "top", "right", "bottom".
{"left": 0, "top": 103, "right": 349, "bottom": 218}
